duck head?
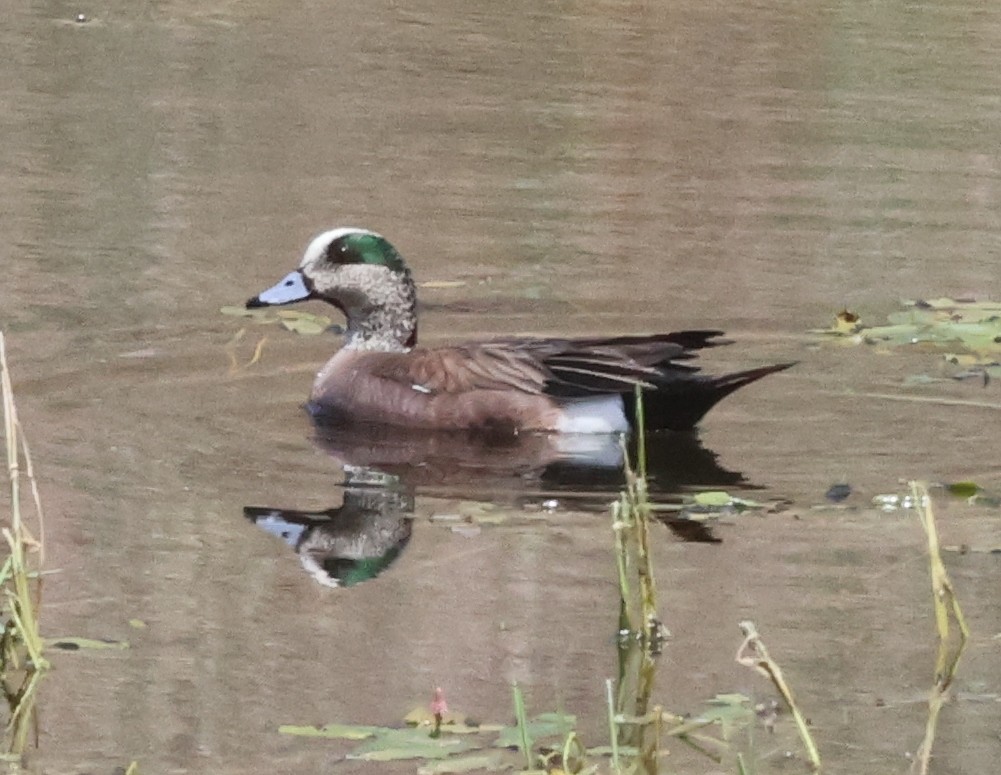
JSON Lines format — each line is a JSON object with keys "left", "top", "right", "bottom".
{"left": 247, "top": 228, "right": 418, "bottom": 351}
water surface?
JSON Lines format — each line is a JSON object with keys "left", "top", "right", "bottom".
{"left": 2, "top": 0, "right": 1000, "bottom": 771}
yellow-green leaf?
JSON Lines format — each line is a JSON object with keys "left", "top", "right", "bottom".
{"left": 693, "top": 491, "right": 734, "bottom": 507}
{"left": 946, "top": 481, "right": 980, "bottom": 498}
{"left": 276, "top": 310, "right": 332, "bottom": 335}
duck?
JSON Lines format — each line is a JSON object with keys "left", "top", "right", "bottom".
{"left": 246, "top": 227, "right": 794, "bottom": 434}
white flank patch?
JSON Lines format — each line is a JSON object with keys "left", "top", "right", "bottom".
{"left": 555, "top": 394, "right": 628, "bottom": 434}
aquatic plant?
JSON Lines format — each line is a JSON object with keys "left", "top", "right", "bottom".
{"left": 0, "top": 332, "right": 48, "bottom": 755}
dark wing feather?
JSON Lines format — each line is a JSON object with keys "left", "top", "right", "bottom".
{"left": 530, "top": 332, "right": 721, "bottom": 397}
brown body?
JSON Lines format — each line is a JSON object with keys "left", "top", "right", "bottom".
{"left": 312, "top": 347, "right": 565, "bottom": 431}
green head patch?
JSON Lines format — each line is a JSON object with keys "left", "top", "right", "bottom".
{"left": 327, "top": 231, "right": 408, "bottom": 273}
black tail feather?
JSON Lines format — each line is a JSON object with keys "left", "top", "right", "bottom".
{"left": 624, "top": 362, "right": 796, "bottom": 431}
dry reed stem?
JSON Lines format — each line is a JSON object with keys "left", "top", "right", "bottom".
{"left": 910, "top": 481, "right": 969, "bottom": 667}
{"left": 909, "top": 481, "right": 969, "bottom": 775}
{"left": 736, "top": 620, "right": 821, "bottom": 772}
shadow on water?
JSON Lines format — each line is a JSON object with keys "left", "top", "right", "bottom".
{"left": 244, "top": 423, "right": 758, "bottom": 587}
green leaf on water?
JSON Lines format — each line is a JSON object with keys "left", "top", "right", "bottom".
{"left": 279, "top": 723, "right": 382, "bottom": 739}
{"left": 689, "top": 492, "right": 763, "bottom": 510}
{"left": 494, "top": 712, "right": 575, "bottom": 748}
{"left": 885, "top": 309, "right": 937, "bottom": 326}
{"left": 693, "top": 693, "right": 755, "bottom": 737}
{"left": 946, "top": 481, "right": 981, "bottom": 498}
{"left": 221, "top": 306, "right": 333, "bottom": 335}
{"left": 902, "top": 297, "right": 1001, "bottom": 315}
{"left": 692, "top": 491, "right": 734, "bottom": 507}
{"left": 276, "top": 310, "right": 332, "bottom": 335}
{"left": 350, "top": 727, "right": 472, "bottom": 761}
{"left": 404, "top": 707, "right": 490, "bottom": 735}
{"left": 904, "top": 297, "right": 960, "bottom": 309}
{"left": 707, "top": 692, "right": 753, "bottom": 706}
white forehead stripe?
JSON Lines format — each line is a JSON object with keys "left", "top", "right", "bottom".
{"left": 300, "top": 227, "right": 383, "bottom": 267}
{"left": 257, "top": 271, "right": 311, "bottom": 304}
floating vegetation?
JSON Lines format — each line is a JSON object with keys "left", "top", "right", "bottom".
{"left": 941, "top": 480, "right": 1001, "bottom": 507}
{"left": 653, "top": 490, "right": 768, "bottom": 523}
{"left": 280, "top": 683, "right": 786, "bottom": 773}
{"left": 815, "top": 298, "right": 1001, "bottom": 378}
{"left": 279, "top": 692, "right": 578, "bottom": 769}
{"left": 220, "top": 305, "right": 336, "bottom": 335}
{"left": 222, "top": 306, "right": 338, "bottom": 372}
{"left": 0, "top": 332, "right": 48, "bottom": 757}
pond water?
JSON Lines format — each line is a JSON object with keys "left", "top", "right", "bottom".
{"left": 2, "top": 0, "right": 1000, "bottom": 772}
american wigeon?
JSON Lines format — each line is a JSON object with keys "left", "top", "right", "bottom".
{"left": 246, "top": 228, "right": 794, "bottom": 433}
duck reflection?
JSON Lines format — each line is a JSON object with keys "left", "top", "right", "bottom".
{"left": 245, "top": 469, "right": 413, "bottom": 588}
{"left": 245, "top": 424, "right": 750, "bottom": 587}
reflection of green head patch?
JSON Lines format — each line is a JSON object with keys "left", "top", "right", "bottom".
{"left": 339, "top": 233, "right": 407, "bottom": 273}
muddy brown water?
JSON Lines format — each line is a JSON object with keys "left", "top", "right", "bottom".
{"left": 2, "top": 1, "right": 1000, "bottom": 772}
